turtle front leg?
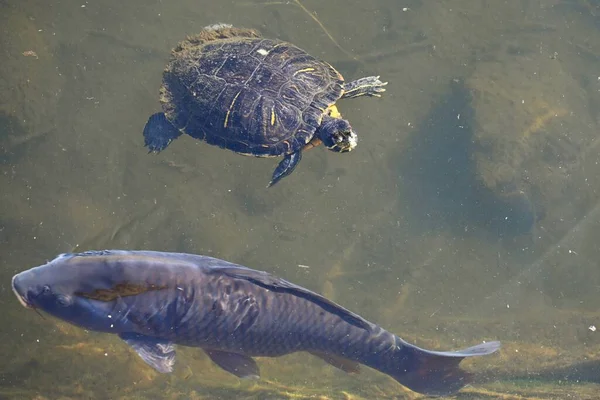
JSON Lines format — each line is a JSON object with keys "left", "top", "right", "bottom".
{"left": 341, "top": 76, "right": 388, "bottom": 99}
{"left": 143, "top": 113, "right": 183, "bottom": 152}
{"left": 268, "top": 151, "right": 302, "bottom": 187}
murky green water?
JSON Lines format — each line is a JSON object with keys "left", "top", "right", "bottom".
{"left": 2, "top": 0, "right": 600, "bottom": 398}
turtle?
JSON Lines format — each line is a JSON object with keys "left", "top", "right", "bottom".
{"left": 143, "top": 23, "right": 387, "bottom": 187}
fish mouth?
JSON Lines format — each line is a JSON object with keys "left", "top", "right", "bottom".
{"left": 11, "top": 274, "right": 32, "bottom": 309}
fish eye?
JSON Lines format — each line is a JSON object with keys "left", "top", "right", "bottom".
{"left": 41, "top": 285, "right": 51, "bottom": 295}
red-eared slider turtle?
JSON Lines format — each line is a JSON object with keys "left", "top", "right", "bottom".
{"left": 143, "top": 23, "right": 387, "bottom": 187}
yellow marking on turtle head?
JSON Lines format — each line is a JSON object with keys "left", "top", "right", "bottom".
{"left": 326, "top": 104, "right": 341, "bottom": 119}
{"left": 270, "top": 107, "right": 276, "bottom": 126}
{"left": 224, "top": 91, "right": 242, "bottom": 128}
{"left": 293, "top": 67, "right": 316, "bottom": 76}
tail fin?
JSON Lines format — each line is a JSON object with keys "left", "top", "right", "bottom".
{"left": 390, "top": 339, "right": 501, "bottom": 396}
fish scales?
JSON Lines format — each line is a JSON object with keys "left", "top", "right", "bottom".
{"left": 111, "top": 263, "right": 381, "bottom": 358}
{"left": 11, "top": 250, "right": 500, "bottom": 396}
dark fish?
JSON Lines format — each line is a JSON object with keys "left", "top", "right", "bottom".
{"left": 11, "top": 250, "right": 500, "bottom": 395}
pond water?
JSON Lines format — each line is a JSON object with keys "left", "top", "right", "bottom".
{"left": 2, "top": 0, "right": 600, "bottom": 398}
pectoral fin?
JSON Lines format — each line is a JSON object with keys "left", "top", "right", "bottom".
{"left": 205, "top": 349, "right": 260, "bottom": 379}
{"left": 309, "top": 351, "right": 360, "bottom": 374}
{"left": 119, "top": 332, "right": 176, "bottom": 373}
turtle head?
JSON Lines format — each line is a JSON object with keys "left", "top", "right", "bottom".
{"left": 317, "top": 115, "right": 357, "bottom": 153}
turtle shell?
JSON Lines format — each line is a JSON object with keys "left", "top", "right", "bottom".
{"left": 159, "top": 35, "right": 344, "bottom": 157}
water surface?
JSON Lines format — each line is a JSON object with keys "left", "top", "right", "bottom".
{"left": 2, "top": 0, "right": 600, "bottom": 398}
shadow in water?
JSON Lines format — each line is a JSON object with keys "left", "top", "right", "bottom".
{"left": 0, "top": 112, "right": 22, "bottom": 138}
{"left": 396, "top": 80, "right": 536, "bottom": 238}
{"left": 476, "top": 358, "right": 600, "bottom": 387}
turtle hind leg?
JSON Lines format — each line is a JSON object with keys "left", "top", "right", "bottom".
{"left": 342, "top": 76, "right": 388, "bottom": 99}
{"left": 268, "top": 152, "right": 302, "bottom": 187}
{"left": 143, "top": 113, "right": 182, "bottom": 153}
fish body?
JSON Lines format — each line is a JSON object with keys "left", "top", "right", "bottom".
{"left": 11, "top": 250, "right": 500, "bottom": 395}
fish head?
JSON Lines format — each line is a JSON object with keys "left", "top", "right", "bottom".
{"left": 11, "top": 252, "right": 133, "bottom": 332}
